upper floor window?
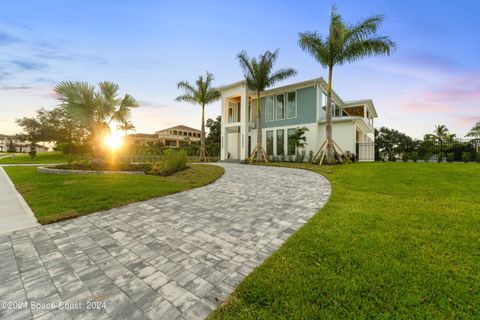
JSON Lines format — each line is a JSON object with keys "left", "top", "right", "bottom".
{"left": 287, "top": 92, "right": 296, "bottom": 119}
{"left": 249, "top": 99, "right": 257, "bottom": 122}
{"left": 275, "top": 94, "right": 285, "bottom": 120}
{"left": 265, "top": 96, "right": 274, "bottom": 121}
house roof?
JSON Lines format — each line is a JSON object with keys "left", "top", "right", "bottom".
{"left": 127, "top": 133, "right": 158, "bottom": 138}
{"left": 344, "top": 99, "right": 378, "bottom": 118}
{"left": 156, "top": 125, "right": 201, "bottom": 133}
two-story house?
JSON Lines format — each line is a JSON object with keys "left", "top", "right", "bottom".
{"left": 219, "top": 77, "right": 376, "bottom": 162}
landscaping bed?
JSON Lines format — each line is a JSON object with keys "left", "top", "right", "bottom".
{"left": 211, "top": 162, "right": 480, "bottom": 319}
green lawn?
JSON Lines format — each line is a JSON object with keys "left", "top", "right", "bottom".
{"left": 211, "top": 162, "right": 480, "bottom": 319}
{"left": 5, "top": 164, "right": 224, "bottom": 224}
{"left": 0, "top": 151, "right": 69, "bottom": 164}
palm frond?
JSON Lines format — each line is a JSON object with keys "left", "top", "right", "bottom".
{"left": 340, "top": 36, "right": 396, "bottom": 65}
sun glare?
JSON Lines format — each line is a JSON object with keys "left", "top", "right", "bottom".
{"left": 104, "top": 132, "right": 123, "bottom": 151}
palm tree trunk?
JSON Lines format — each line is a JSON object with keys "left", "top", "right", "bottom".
{"left": 326, "top": 65, "right": 334, "bottom": 163}
{"left": 200, "top": 104, "right": 206, "bottom": 162}
{"left": 256, "top": 91, "right": 263, "bottom": 162}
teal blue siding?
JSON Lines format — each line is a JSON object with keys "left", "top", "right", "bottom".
{"left": 260, "top": 86, "right": 317, "bottom": 128}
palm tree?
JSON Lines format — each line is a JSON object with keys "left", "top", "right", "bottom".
{"left": 117, "top": 120, "right": 136, "bottom": 136}
{"left": 176, "top": 72, "right": 221, "bottom": 162}
{"left": 289, "top": 127, "right": 309, "bottom": 156}
{"left": 237, "top": 49, "right": 297, "bottom": 162}
{"left": 55, "top": 81, "right": 138, "bottom": 156}
{"left": 466, "top": 121, "right": 480, "bottom": 138}
{"left": 433, "top": 124, "right": 449, "bottom": 142}
{"left": 298, "top": 6, "right": 396, "bottom": 164}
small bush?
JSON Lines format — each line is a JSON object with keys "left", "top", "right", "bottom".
{"left": 424, "top": 152, "right": 433, "bottom": 162}
{"left": 446, "top": 152, "right": 455, "bottom": 163}
{"left": 295, "top": 150, "right": 306, "bottom": 163}
{"left": 148, "top": 149, "right": 187, "bottom": 176}
{"left": 410, "top": 152, "right": 419, "bottom": 162}
{"left": 308, "top": 150, "right": 314, "bottom": 163}
{"left": 436, "top": 152, "right": 444, "bottom": 163}
{"left": 402, "top": 152, "right": 409, "bottom": 162}
{"left": 461, "top": 152, "right": 471, "bottom": 163}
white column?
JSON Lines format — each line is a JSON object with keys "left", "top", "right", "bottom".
{"left": 220, "top": 97, "right": 226, "bottom": 160}
{"left": 239, "top": 86, "right": 249, "bottom": 161}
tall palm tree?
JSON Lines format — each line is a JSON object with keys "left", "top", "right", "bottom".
{"left": 237, "top": 49, "right": 297, "bottom": 162}
{"left": 176, "top": 72, "right": 221, "bottom": 162}
{"left": 55, "top": 81, "right": 138, "bottom": 156}
{"left": 466, "top": 121, "right": 480, "bottom": 138}
{"left": 117, "top": 120, "right": 136, "bottom": 136}
{"left": 298, "top": 6, "right": 396, "bottom": 164}
{"left": 433, "top": 124, "right": 449, "bottom": 142}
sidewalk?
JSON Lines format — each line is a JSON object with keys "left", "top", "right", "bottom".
{"left": 0, "top": 167, "right": 39, "bottom": 234}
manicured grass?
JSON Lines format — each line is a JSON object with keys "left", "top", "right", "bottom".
{"left": 0, "top": 151, "right": 68, "bottom": 164}
{"left": 5, "top": 164, "right": 224, "bottom": 224}
{"left": 211, "top": 162, "right": 480, "bottom": 319}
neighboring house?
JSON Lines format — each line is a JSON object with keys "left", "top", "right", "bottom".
{"left": 125, "top": 125, "right": 201, "bottom": 147}
{"left": 0, "top": 134, "right": 49, "bottom": 153}
{"left": 219, "top": 77, "right": 377, "bottom": 162}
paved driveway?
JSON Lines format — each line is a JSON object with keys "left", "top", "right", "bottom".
{"left": 0, "top": 163, "right": 330, "bottom": 320}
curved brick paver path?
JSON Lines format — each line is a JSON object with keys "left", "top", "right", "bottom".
{"left": 0, "top": 163, "right": 330, "bottom": 320}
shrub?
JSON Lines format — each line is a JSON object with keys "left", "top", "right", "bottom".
{"left": 461, "top": 152, "right": 471, "bottom": 163}
{"left": 148, "top": 149, "right": 187, "bottom": 176}
{"left": 402, "top": 152, "right": 409, "bottom": 162}
{"left": 476, "top": 153, "right": 480, "bottom": 163}
{"left": 446, "top": 152, "right": 455, "bottom": 163}
{"left": 423, "top": 152, "right": 433, "bottom": 162}
{"left": 295, "top": 150, "right": 306, "bottom": 163}
{"left": 28, "top": 148, "right": 37, "bottom": 160}
{"left": 436, "top": 152, "right": 444, "bottom": 163}
{"left": 308, "top": 150, "right": 314, "bottom": 163}
{"left": 410, "top": 152, "right": 419, "bottom": 162}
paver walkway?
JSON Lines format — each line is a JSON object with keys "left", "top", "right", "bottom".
{"left": 0, "top": 163, "right": 330, "bottom": 320}
{"left": 0, "top": 167, "right": 39, "bottom": 235}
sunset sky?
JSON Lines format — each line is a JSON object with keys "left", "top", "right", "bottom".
{"left": 1, "top": 0, "right": 479, "bottom": 139}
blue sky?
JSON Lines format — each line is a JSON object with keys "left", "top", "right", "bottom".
{"left": 1, "top": 0, "right": 479, "bottom": 138}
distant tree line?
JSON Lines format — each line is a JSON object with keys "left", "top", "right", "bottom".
{"left": 375, "top": 123, "right": 480, "bottom": 162}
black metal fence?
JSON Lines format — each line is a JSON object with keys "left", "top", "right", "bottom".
{"left": 373, "top": 139, "right": 480, "bottom": 162}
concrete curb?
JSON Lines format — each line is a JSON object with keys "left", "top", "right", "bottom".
{"left": 37, "top": 166, "right": 145, "bottom": 175}
{"left": 0, "top": 167, "right": 40, "bottom": 232}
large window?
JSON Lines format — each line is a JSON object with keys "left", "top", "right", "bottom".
{"left": 266, "top": 130, "right": 274, "bottom": 155}
{"left": 227, "top": 102, "right": 235, "bottom": 123}
{"left": 287, "top": 92, "right": 296, "bottom": 118}
{"left": 265, "top": 96, "right": 274, "bottom": 121}
{"left": 275, "top": 94, "right": 285, "bottom": 120}
{"left": 287, "top": 128, "right": 296, "bottom": 155}
{"left": 276, "top": 129, "right": 284, "bottom": 156}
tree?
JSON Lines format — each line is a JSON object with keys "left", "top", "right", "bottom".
{"left": 433, "top": 124, "right": 449, "bottom": 142}
{"left": 206, "top": 116, "right": 221, "bottom": 144}
{"left": 176, "top": 72, "right": 221, "bottom": 162}
{"left": 14, "top": 117, "right": 44, "bottom": 149}
{"left": 117, "top": 120, "right": 136, "bottom": 136}
{"left": 288, "top": 127, "right": 309, "bottom": 156}
{"left": 298, "top": 6, "right": 396, "bottom": 164}
{"left": 237, "top": 49, "right": 297, "bottom": 162}
{"left": 466, "top": 121, "right": 480, "bottom": 138}
{"left": 54, "top": 81, "right": 138, "bottom": 157}
{"left": 375, "top": 127, "right": 414, "bottom": 160}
